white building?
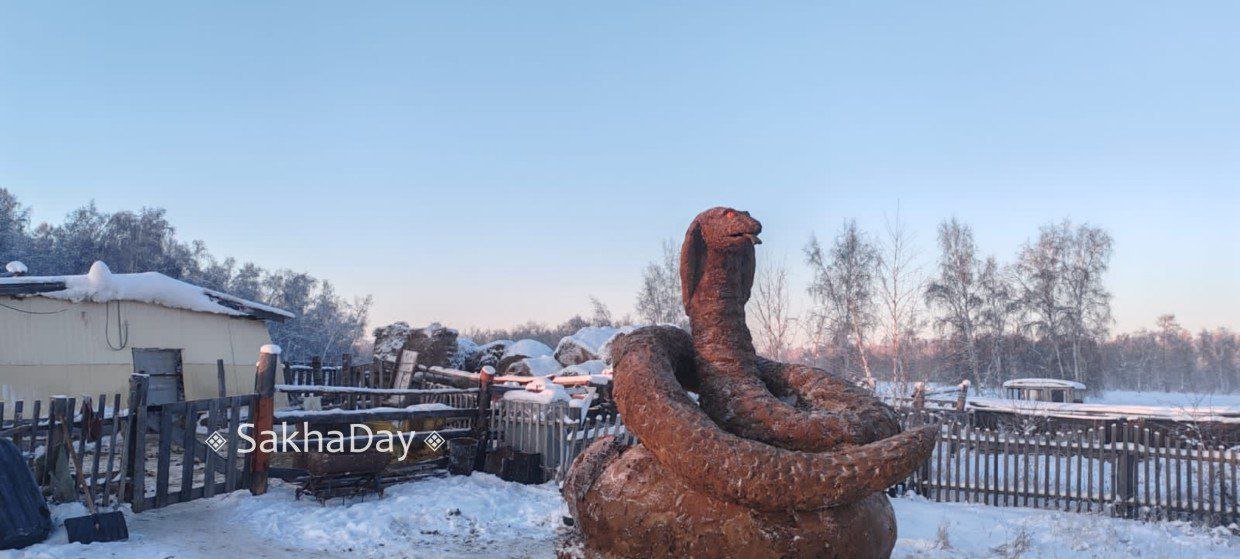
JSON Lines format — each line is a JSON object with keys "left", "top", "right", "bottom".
{"left": 0, "top": 261, "right": 292, "bottom": 411}
{"left": 1001, "top": 377, "right": 1087, "bottom": 403}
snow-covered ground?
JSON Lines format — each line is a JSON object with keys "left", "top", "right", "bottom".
{"left": 12, "top": 474, "right": 1237, "bottom": 559}
{"left": 1091, "top": 390, "right": 1240, "bottom": 410}
{"left": 876, "top": 381, "right": 1240, "bottom": 411}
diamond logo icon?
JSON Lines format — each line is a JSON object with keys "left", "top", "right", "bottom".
{"left": 424, "top": 431, "right": 445, "bottom": 452}
{"left": 205, "top": 430, "right": 229, "bottom": 457}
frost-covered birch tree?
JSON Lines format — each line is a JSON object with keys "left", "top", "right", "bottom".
{"left": 805, "top": 221, "right": 879, "bottom": 382}
{"left": 925, "top": 218, "right": 984, "bottom": 386}
{"left": 634, "top": 239, "right": 688, "bottom": 327}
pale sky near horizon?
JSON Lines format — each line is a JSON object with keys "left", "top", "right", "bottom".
{"left": 2, "top": 3, "right": 1237, "bottom": 335}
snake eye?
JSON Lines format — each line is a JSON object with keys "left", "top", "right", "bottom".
{"left": 725, "top": 210, "right": 737, "bottom": 219}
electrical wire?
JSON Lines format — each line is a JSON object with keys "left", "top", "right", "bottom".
{"left": 0, "top": 300, "right": 72, "bottom": 315}
{"left": 105, "top": 300, "right": 130, "bottom": 351}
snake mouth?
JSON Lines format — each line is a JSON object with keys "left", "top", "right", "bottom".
{"left": 730, "top": 232, "right": 762, "bottom": 245}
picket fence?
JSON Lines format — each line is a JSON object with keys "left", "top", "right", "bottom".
{"left": 902, "top": 411, "right": 1238, "bottom": 525}
{"left": 486, "top": 401, "right": 1239, "bottom": 525}
{"left": 0, "top": 394, "right": 128, "bottom": 507}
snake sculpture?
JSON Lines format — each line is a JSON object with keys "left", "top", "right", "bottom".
{"left": 562, "top": 207, "right": 939, "bottom": 559}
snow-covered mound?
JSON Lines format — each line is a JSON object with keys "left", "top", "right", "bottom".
{"left": 499, "top": 339, "right": 554, "bottom": 373}
{"left": 553, "top": 326, "right": 620, "bottom": 365}
{"left": 559, "top": 359, "right": 608, "bottom": 377}
{"left": 503, "top": 339, "right": 553, "bottom": 360}
{"left": 509, "top": 355, "right": 563, "bottom": 377}
{"left": 451, "top": 337, "right": 478, "bottom": 369}
{"left": 372, "top": 321, "right": 414, "bottom": 363}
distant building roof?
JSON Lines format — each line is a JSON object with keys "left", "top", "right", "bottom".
{"left": 1002, "top": 377, "right": 1087, "bottom": 391}
{"left": 0, "top": 261, "right": 293, "bottom": 322}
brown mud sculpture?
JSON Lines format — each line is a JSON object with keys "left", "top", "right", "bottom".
{"left": 562, "top": 208, "right": 939, "bottom": 559}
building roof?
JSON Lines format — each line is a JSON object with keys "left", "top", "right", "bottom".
{"left": 1001, "top": 377, "right": 1087, "bottom": 390}
{"left": 0, "top": 261, "right": 293, "bottom": 322}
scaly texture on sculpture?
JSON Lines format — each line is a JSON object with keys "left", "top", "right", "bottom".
{"left": 562, "top": 208, "right": 939, "bottom": 559}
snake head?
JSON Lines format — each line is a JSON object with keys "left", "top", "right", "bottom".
{"left": 681, "top": 207, "right": 763, "bottom": 308}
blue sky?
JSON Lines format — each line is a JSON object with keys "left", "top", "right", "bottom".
{"left": 2, "top": 2, "right": 1237, "bottom": 333}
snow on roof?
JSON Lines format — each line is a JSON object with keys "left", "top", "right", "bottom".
{"left": 0, "top": 261, "right": 293, "bottom": 321}
{"left": 503, "top": 339, "right": 553, "bottom": 359}
{"left": 1002, "top": 378, "right": 1087, "bottom": 390}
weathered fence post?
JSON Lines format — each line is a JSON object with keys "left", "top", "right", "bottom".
{"left": 125, "top": 374, "right": 149, "bottom": 512}
{"left": 474, "top": 367, "right": 494, "bottom": 471}
{"left": 249, "top": 345, "right": 279, "bottom": 495}
{"left": 311, "top": 355, "right": 323, "bottom": 386}
{"left": 217, "top": 359, "right": 228, "bottom": 398}
{"left": 341, "top": 353, "right": 353, "bottom": 387}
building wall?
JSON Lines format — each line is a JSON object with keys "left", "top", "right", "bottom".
{"left": 0, "top": 296, "right": 276, "bottom": 412}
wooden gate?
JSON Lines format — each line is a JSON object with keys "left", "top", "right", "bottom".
{"left": 126, "top": 374, "right": 256, "bottom": 512}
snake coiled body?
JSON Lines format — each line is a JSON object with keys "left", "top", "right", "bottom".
{"left": 562, "top": 208, "right": 938, "bottom": 559}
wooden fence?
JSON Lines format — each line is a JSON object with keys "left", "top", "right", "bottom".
{"left": 902, "top": 411, "right": 1239, "bottom": 525}
{"left": 126, "top": 374, "right": 258, "bottom": 512}
{"left": 0, "top": 394, "right": 127, "bottom": 507}
{"left": 276, "top": 384, "right": 478, "bottom": 412}
{"left": 483, "top": 401, "right": 1239, "bottom": 525}
{"left": 487, "top": 400, "right": 631, "bottom": 480}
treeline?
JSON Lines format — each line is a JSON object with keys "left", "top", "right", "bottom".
{"left": 634, "top": 214, "right": 1238, "bottom": 394}
{"left": 460, "top": 297, "right": 622, "bottom": 347}
{"left": 0, "top": 189, "right": 371, "bottom": 363}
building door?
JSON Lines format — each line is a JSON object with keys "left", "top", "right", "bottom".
{"left": 132, "top": 348, "right": 184, "bottom": 406}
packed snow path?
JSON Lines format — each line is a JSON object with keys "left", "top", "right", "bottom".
{"left": 12, "top": 474, "right": 1237, "bottom": 559}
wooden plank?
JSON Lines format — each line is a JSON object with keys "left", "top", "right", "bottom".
{"left": 88, "top": 394, "right": 106, "bottom": 504}
{"left": 12, "top": 401, "right": 24, "bottom": 449}
{"left": 962, "top": 424, "right": 971, "bottom": 503}
{"left": 1142, "top": 428, "right": 1151, "bottom": 519}
{"left": 1054, "top": 431, "right": 1063, "bottom": 510}
{"left": 1225, "top": 446, "right": 1235, "bottom": 525}
{"left": 203, "top": 398, "right": 221, "bottom": 498}
{"left": 179, "top": 401, "right": 198, "bottom": 503}
{"left": 155, "top": 405, "right": 175, "bottom": 508}
{"left": 1071, "top": 430, "right": 1080, "bottom": 512}
{"left": 240, "top": 396, "right": 254, "bottom": 490}
{"left": 1022, "top": 429, "right": 1030, "bottom": 508}
{"left": 74, "top": 397, "right": 89, "bottom": 469}
{"left": 128, "top": 375, "right": 150, "bottom": 512}
{"left": 1211, "top": 445, "right": 1219, "bottom": 521}
{"left": 1150, "top": 433, "right": 1160, "bottom": 520}
{"left": 28, "top": 400, "right": 42, "bottom": 455}
{"left": 225, "top": 397, "right": 243, "bottom": 492}
{"left": 102, "top": 394, "right": 122, "bottom": 508}
{"left": 1175, "top": 435, "right": 1183, "bottom": 517}
{"left": 1230, "top": 447, "right": 1237, "bottom": 524}
{"left": 217, "top": 359, "right": 228, "bottom": 398}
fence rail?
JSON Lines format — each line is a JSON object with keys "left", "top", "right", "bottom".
{"left": 1, "top": 394, "right": 127, "bottom": 507}
{"left": 484, "top": 400, "right": 1239, "bottom": 525}
{"left": 903, "top": 411, "right": 1238, "bottom": 525}
{"left": 275, "top": 384, "right": 479, "bottom": 412}
{"left": 487, "top": 400, "right": 630, "bottom": 481}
